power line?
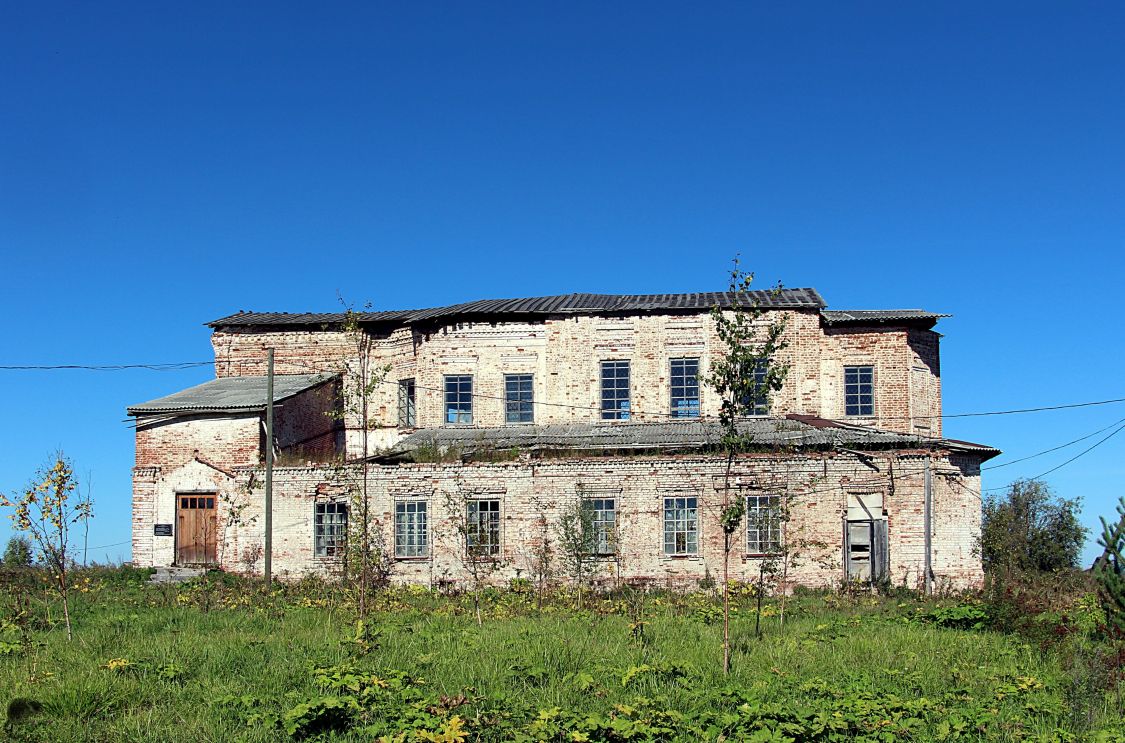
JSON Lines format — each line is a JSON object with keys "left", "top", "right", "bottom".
{"left": 983, "top": 417, "right": 1125, "bottom": 470}
{"left": 0, "top": 362, "right": 212, "bottom": 371}
{"left": 981, "top": 422, "right": 1125, "bottom": 493}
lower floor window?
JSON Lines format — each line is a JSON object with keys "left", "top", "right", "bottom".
{"left": 466, "top": 499, "right": 501, "bottom": 556}
{"left": 314, "top": 502, "right": 348, "bottom": 557}
{"left": 746, "top": 494, "right": 782, "bottom": 554}
{"left": 395, "top": 500, "right": 428, "bottom": 557}
{"left": 589, "top": 498, "right": 617, "bottom": 555}
{"left": 663, "top": 496, "right": 698, "bottom": 555}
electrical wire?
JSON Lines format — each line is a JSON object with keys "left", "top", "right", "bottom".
{"left": 0, "top": 362, "right": 213, "bottom": 371}
{"left": 982, "top": 417, "right": 1125, "bottom": 470}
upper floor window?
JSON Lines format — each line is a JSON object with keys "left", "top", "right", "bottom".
{"left": 589, "top": 497, "right": 618, "bottom": 555}
{"left": 466, "top": 499, "right": 501, "bottom": 556}
{"left": 663, "top": 496, "right": 698, "bottom": 555}
{"left": 504, "top": 374, "right": 534, "bottom": 424}
{"left": 314, "top": 502, "right": 348, "bottom": 558}
{"left": 844, "top": 365, "right": 875, "bottom": 417}
{"left": 746, "top": 494, "right": 781, "bottom": 554}
{"left": 398, "top": 378, "right": 416, "bottom": 427}
{"left": 394, "top": 500, "right": 428, "bottom": 558}
{"left": 669, "top": 358, "right": 700, "bottom": 418}
{"left": 444, "top": 375, "right": 473, "bottom": 425}
{"left": 600, "top": 360, "right": 631, "bottom": 420}
{"left": 740, "top": 360, "right": 770, "bottom": 416}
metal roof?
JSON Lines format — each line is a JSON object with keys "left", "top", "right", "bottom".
{"left": 386, "top": 415, "right": 999, "bottom": 460}
{"left": 821, "top": 309, "right": 950, "bottom": 327}
{"left": 127, "top": 374, "right": 335, "bottom": 416}
{"left": 208, "top": 289, "right": 828, "bottom": 328}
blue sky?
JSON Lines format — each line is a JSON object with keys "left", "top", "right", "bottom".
{"left": 2, "top": 2, "right": 1123, "bottom": 565}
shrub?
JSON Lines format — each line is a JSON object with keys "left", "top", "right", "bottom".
{"left": 2, "top": 536, "right": 34, "bottom": 567}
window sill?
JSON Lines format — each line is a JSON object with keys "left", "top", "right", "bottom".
{"left": 742, "top": 553, "right": 782, "bottom": 560}
{"left": 394, "top": 555, "right": 431, "bottom": 562}
{"left": 662, "top": 553, "right": 702, "bottom": 560}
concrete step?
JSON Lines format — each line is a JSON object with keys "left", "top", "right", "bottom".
{"left": 148, "top": 566, "right": 207, "bottom": 584}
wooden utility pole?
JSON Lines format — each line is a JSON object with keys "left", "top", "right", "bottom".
{"left": 264, "top": 348, "right": 275, "bottom": 587}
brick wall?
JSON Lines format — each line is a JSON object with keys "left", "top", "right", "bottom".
{"left": 135, "top": 414, "right": 261, "bottom": 470}
{"left": 210, "top": 310, "right": 941, "bottom": 458}
{"left": 131, "top": 449, "right": 982, "bottom": 589}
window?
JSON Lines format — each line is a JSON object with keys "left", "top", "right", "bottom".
{"left": 398, "top": 378, "right": 416, "bottom": 427}
{"left": 669, "top": 358, "right": 700, "bottom": 418}
{"left": 746, "top": 494, "right": 782, "bottom": 554}
{"left": 740, "top": 360, "right": 769, "bottom": 416}
{"left": 314, "top": 502, "right": 348, "bottom": 557}
{"left": 466, "top": 499, "right": 501, "bottom": 556}
{"left": 504, "top": 374, "right": 534, "bottom": 424}
{"left": 444, "top": 375, "right": 473, "bottom": 424}
{"left": 394, "top": 500, "right": 428, "bottom": 558}
{"left": 589, "top": 498, "right": 618, "bottom": 555}
{"left": 663, "top": 496, "right": 699, "bottom": 555}
{"left": 600, "top": 360, "right": 631, "bottom": 420}
{"left": 844, "top": 365, "right": 875, "bottom": 416}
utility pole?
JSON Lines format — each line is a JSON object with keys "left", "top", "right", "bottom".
{"left": 923, "top": 456, "right": 933, "bottom": 596}
{"left": 264, "top": 348, "right": 275, "bottom": 588}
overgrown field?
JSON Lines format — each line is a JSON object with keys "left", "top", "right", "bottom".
{"left": 2, "top": 569, "right": 1123, "bottom": 742}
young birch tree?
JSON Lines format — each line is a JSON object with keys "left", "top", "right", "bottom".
{"left": 707, "top": 259, "right": 789, "bottom": 674}
{"left": 0, "top": 454, "right": 92, "bottom": 641}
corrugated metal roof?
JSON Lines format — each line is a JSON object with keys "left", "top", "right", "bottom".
{"left": 387, "top": 416, "right": 999, "bottom": 459}
{"left": 208, "top": 289, "right": 828, "bottom": 328}
{"left": 821, "top": 309, "right": 950, "bottom": 327}
{"left": 127, "top": 374, "right": 335, "bottom": 415}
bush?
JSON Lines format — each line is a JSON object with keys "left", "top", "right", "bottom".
{"left": 980, "top": 479, "right": 1086, "bottom": 574}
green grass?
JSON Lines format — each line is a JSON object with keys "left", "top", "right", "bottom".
{"left": 1, "top": 571, "right": 1122, "bottom": 741}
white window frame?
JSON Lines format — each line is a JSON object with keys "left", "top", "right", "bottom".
{"left": 314, "top": 501, "right": 348, "bottom": 558}
{"left": 745, "top": 493, "right": 782, "bottom": 555}
{"left": 466, "top": 499, "right": 501, "bottom": 557}
{"left": 394, "top": 499, "right": 428, "bottom": 558}
{"left": 663, "top": 496, "right": 699, "bottom": 555}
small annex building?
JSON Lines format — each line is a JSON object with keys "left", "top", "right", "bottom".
{"left": 128, "top": 290, "right": 998, "bottom": 590}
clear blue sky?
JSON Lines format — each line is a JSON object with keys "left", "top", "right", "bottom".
{"left": 2, "top": 2, "right": 1122, "bottom": 566}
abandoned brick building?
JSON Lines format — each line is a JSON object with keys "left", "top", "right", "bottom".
{"left": 128, "top": 290, "right": 998, "bottom": 590}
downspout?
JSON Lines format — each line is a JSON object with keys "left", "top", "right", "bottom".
{"left": 923, "top": 455, "right": 932, "bottom": 596}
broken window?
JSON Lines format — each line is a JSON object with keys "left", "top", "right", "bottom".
{"left": 314, "top": 502, "right": 348, "bottom": 558}
{"left": 444, "top": 375, "right": 473, "bottom": 425}
{"left": 394, "top": 500, "right": 428, "bottom": 558}
{"left": 663, "top": 496, "right": 698, "bottom": 555}
{"left": 398, "top": 378, "right": 416, "bottom": 427}
{"left": 669, "top": 358, "right": 700, "bottom": 418}
{"left": 589, "top": 497, "right": 617, "bottom": 555}
{"left": 844, "top": 365, "right": 875, "bottom": 416}
{"left": 746, "top": 494, "right": 781, "bottom": 554}
{"left": 466, "top": 499, "right": 501, "bottom": 556}
{"left": 600, "top": 360, "right": 631, "bottom": 420}
{"left": 504, "top": 374, "right": 534, "bottom": 424}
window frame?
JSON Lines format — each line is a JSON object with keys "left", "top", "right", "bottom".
{"left": 444, "top": 374, "right": 474, "bottom": 425}
{"left": 465, "top": 499, "right": 501, "bottom": 557}
{"left": 669, "top": 357, "right": 701, "bottom": 419}
{"left": 745, "top": 493, "right": 782, "bottom": 555}
{"left": 504, "top": 373, "right": 535, "bottom": 424}
{"left": 398, "top": 378, "right": 416, "bottom": 428}
{"left": 740, "top": 359, "right": 770, "bottom": 416}
{"left": 587, "top": 497, "right": 618, "bottom": 556}
{"left": 600, "top": 360, "right": 631, "bottom": 421}
{"left": 663, "top": 495, "right": 699, "bottom": 556}
{"left": 394, "top": 499, "right": 429, "bottom": 559}
{"left": 844, "top": 365, "right": 875, "bottom": 417}
{"left": 313, "top": 501, "right": 348, "bottom": 558}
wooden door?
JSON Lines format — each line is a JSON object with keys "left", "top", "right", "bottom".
{"left": 176, "top": 494, "right": 217, "bottom": 565}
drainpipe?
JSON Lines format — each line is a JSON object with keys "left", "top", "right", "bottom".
{"left": 923, "top": 456, "right": 933, "bottom": 596}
